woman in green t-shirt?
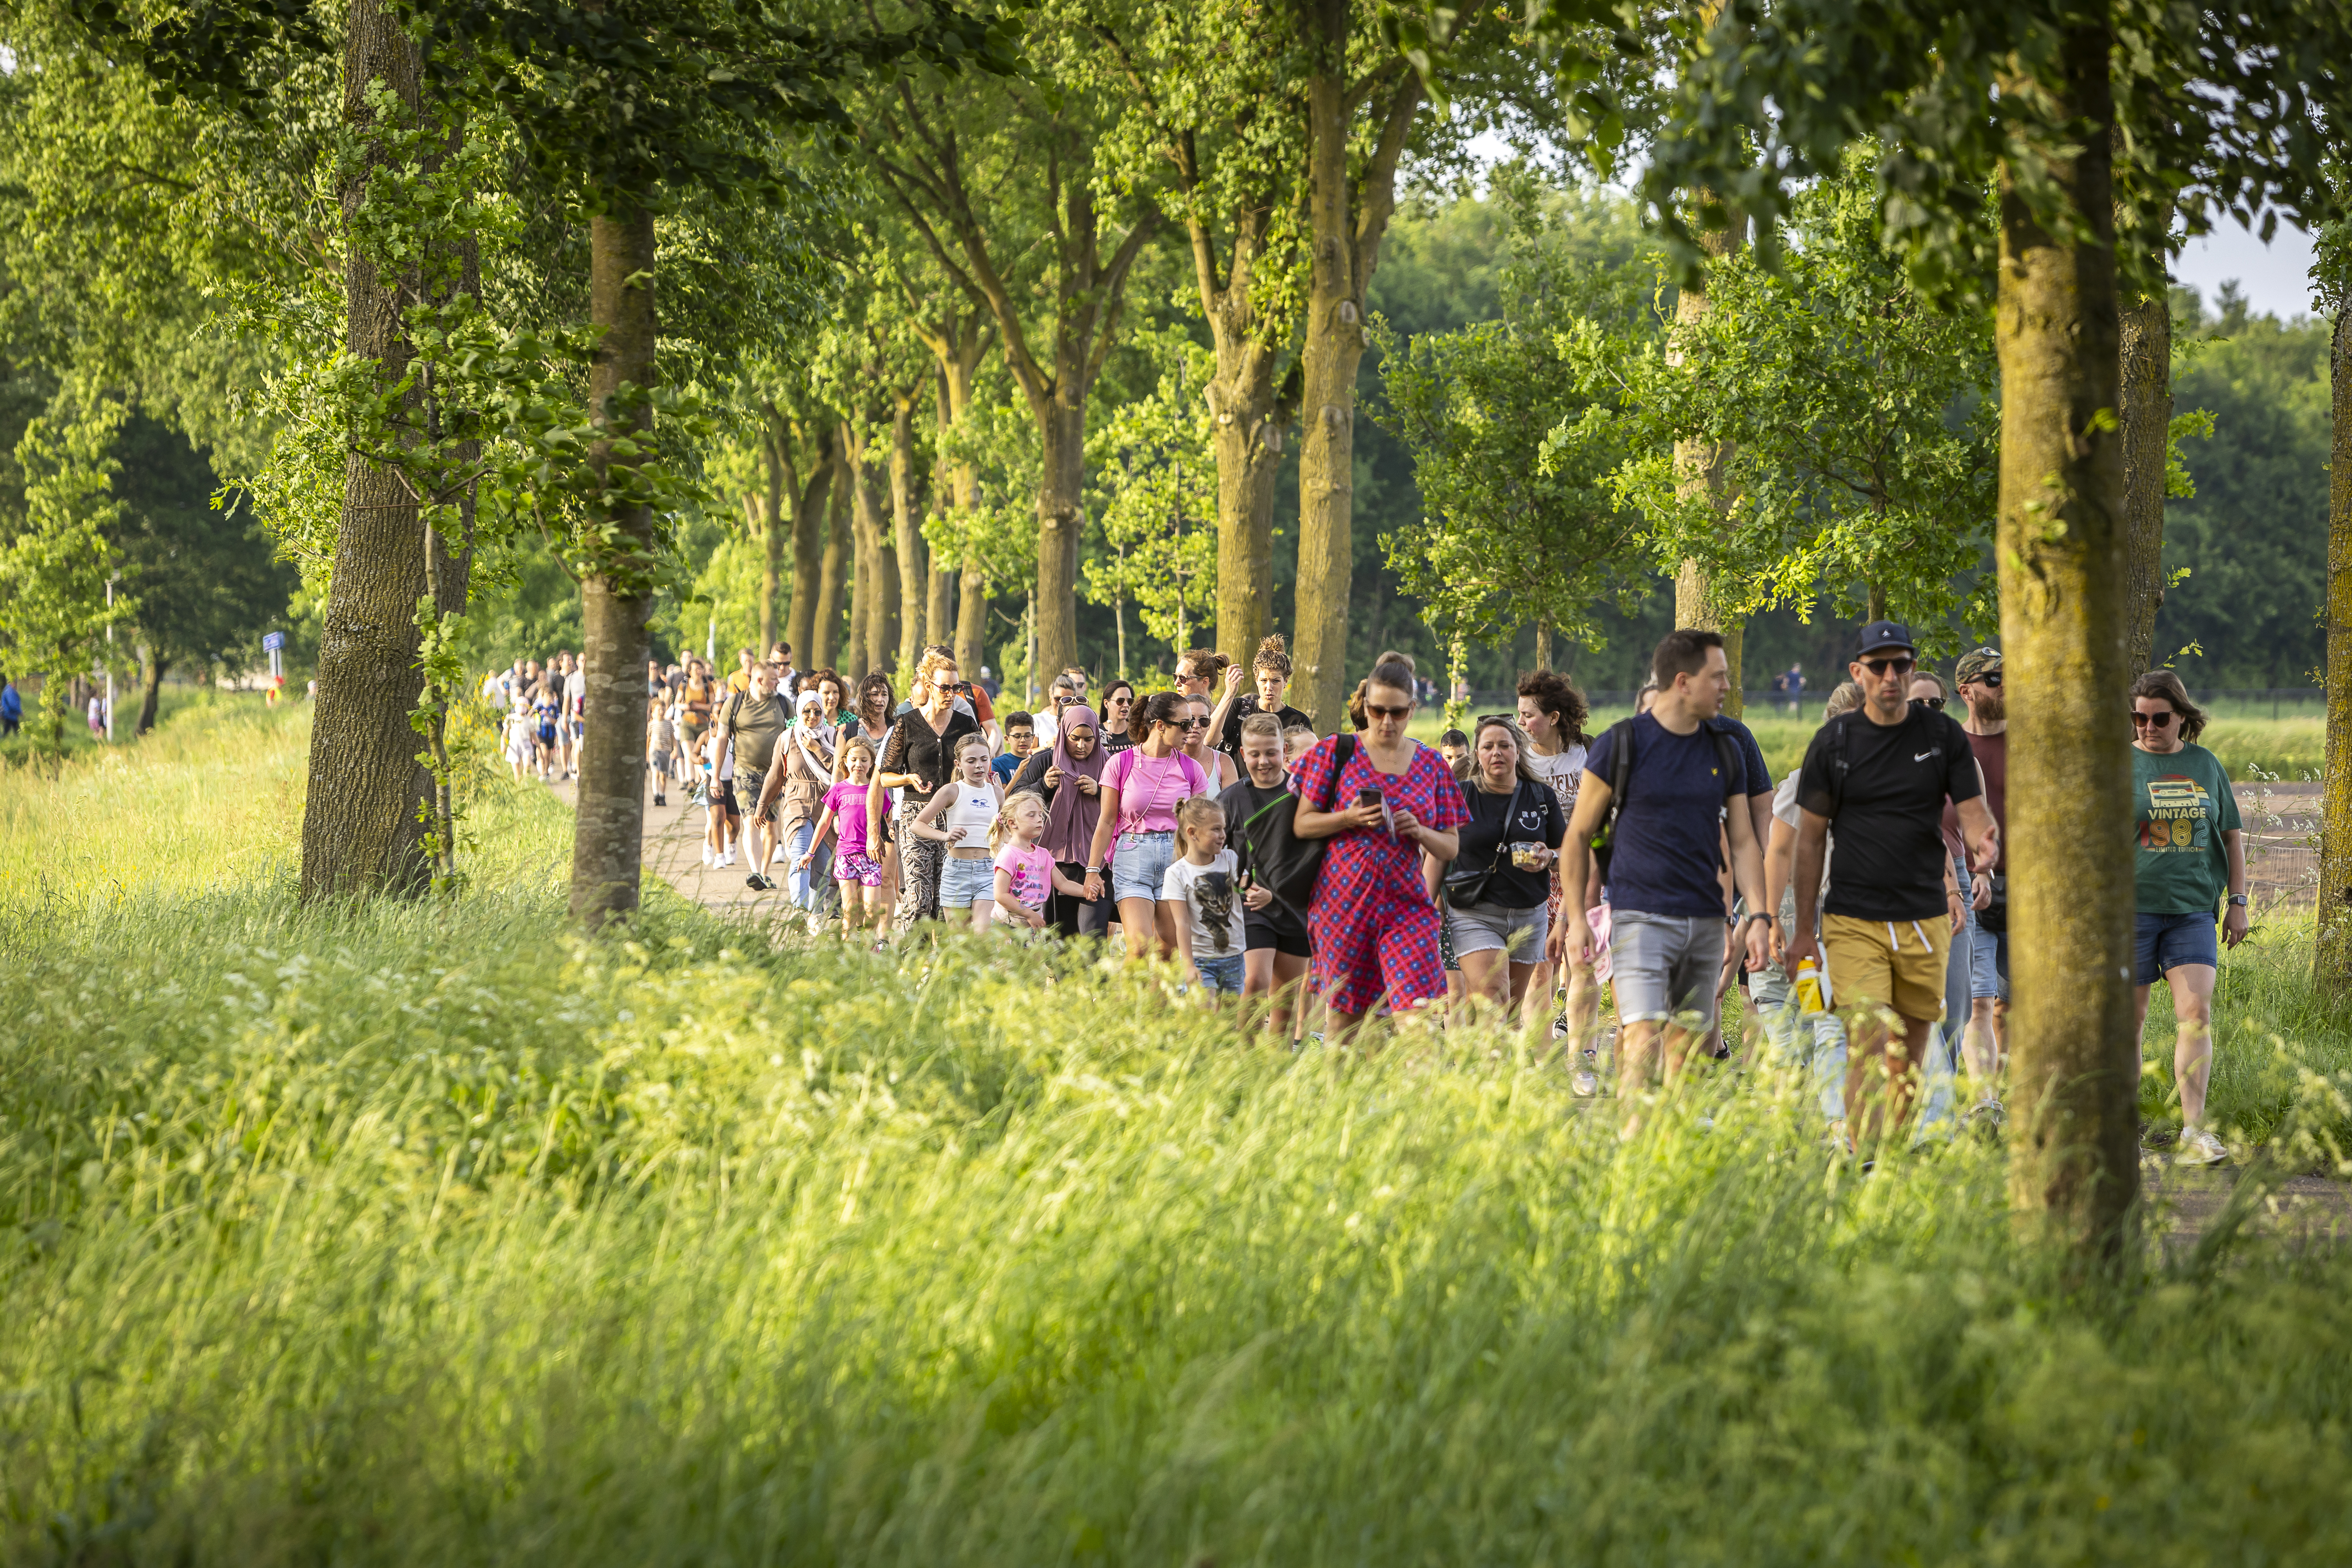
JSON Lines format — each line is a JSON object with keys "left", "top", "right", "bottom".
{"left": 2129, "top": 670, "right": 2248, "bottom": 1167}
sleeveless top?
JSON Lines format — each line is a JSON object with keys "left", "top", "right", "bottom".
{"left": 1105, "top": 748, "right": 1207, "bottom": 837}
{"left": 940, "top": 780, "right": 998, "bottom": 843}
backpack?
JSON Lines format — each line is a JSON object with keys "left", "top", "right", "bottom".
{"left": 1232, "top": 734, "right": 1358, "bottom": 922}
{"left": 1589, "top": 717, "right": 1745, "bottom": 883}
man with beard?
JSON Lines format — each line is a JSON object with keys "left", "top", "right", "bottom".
{"left": 1947, "top": 647, "right": 2009, "bottom": 1114}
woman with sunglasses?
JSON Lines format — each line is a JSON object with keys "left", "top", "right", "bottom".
{"left": 1098, "top": 679, "right": 1139, "bottom": 756}
{"left": 1082, "top": 691, "right": 1210, "bottom": 960}
{"left": 1180, "top": 695, "right": 1241, "bottom": 799}
{"left": 1290, "top": 655, "right": 1466, "bottom": 1041}
{"left": 2129, "top": 670, "right": 2246, "bottom": 1167}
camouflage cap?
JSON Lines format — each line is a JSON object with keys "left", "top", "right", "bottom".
{"left": 1955, "top": 646, "right": 2004, "bottom": 685}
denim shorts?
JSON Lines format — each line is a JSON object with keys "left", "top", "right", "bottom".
{"left": 1194, "top": 951, "right": 1245, "bottom": 995}
{"left": 1447, "top": 900, "right": 1550, "bottom": 961}
{"left": 1112, "top": 830, "right": 1177, "bottom": 904}
{"left": 1608, "top": 909, "right": 1726, "bottom": 1026}
{"left": 939, "top": 853, "right": 996, "bottom": 910}
{"left": 1966, "top": 904, "right": 2009, "bottom": 1002}
{"left": 2136, "top": 910, "right": 2219, "bottom": 984}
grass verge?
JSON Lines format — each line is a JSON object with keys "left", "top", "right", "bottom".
{"left": 2, "top": 700, "right": 2351, "bottom": 1565}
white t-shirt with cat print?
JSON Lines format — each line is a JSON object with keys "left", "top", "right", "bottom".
{"left": 1160, "top": 848, "right": 1246, "bottom": 958}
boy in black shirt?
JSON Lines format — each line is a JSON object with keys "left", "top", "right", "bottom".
{"left": 1223, "top": 712, "right": 1312, "bottom": 1035}
{"left": 1786, "top": 621, "right": 1998, "bottom": 1143}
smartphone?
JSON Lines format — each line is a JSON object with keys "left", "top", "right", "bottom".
{"left": 1356, "top": 787, "right": 1383, "bottom": 807}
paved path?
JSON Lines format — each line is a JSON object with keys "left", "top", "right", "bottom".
{"left": 545, "top": 772, "right": 814, "bottom": 923}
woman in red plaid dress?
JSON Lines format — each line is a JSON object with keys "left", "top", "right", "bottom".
{"left": 1292, "top": 656, "right": 1466, "bottom": 1039}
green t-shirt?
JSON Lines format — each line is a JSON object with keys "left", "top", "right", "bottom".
{"left": 2131, "top": 742, "right": 2240, "bottom": 914}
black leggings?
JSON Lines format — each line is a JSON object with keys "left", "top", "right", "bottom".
{"left": 1048, "top": 860, "right": 1114, "bottom": 939}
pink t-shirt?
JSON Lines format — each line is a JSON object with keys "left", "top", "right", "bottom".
{"left": 995, "top": 841, "right": 1056, "bottom": 909}
{"left": 824, "top": 779, "right": 888, "bottom": 859}
{"left": 1102, "top": 748, "right": 1206, "bottom": 837}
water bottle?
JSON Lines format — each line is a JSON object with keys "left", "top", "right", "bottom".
{"left": 1794, "top": 958, "right": 1825, "bottom": 1017}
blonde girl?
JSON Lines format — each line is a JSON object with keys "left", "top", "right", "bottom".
{"left": 911, "top": 731, "right": 1004, "bottom": 931}
{"left": 992, "top": 792, "right": 1086, "bottom": 933}
{"left": 1161, "top": 794, "right": 1246, "bottom": 997}
{"left": 799, "top": 736, "right": 889, "bottom": 935}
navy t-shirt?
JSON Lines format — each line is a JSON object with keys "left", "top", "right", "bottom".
{"left": 1583, "top": 713, "right": 1752, "bottom": 918}
{"left": 1714, "top": 715, "right": 1771, "bottom": 801}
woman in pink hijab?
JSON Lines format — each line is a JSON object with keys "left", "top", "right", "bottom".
{"left": 1007, "top": 702, "right": 1114, "bottom": 938}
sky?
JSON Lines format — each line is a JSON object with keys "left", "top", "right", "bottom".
{"left": 2171, "top": 218, "right": 2320, "bottom": 321}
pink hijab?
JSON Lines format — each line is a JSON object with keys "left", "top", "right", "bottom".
{"left": 1042, "top": 704, "right": 1108, "bottom": 864}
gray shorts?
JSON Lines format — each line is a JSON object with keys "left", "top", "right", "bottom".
{"left": 1447, "top": 900, "right": 1549, "bottom": 961}
{"left": 1609, "top": 909, "right": 1726, "bottom": 1026}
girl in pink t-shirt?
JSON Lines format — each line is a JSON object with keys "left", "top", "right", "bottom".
{"left": 797, "top": 736, "right": 891, "bottom": 935}
{"left": 991, "top": 792, "right": 1085, "bottom": 935}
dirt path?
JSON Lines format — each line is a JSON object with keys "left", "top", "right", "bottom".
{"left": 545, "top": 772, "right": 811, "bottom": 922}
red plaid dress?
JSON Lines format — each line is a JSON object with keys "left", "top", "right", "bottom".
{"left": 1295, "top": 735, "right": 1469, "bottom": 1015}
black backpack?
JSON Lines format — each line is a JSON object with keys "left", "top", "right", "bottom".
{"left": 1588, "top": 717, "right": 1745, "bottom": 882}
{"left": 1232, "top": 733, "right": 1358, "bottom": 922}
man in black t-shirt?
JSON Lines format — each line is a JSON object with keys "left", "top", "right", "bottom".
{"left": 1786, "top": 621, "right": 1998, "bottom": 1143}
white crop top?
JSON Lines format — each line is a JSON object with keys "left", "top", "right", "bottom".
{"left": 940, "top": 780, "right": 998, "bottom": 842}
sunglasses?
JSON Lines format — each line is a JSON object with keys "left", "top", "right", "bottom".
{"left": 1974, "top": 671, "right": 2004, "bottom": 688}
{"left": 1862, "top": 656, "right": 1916, "bottom": 677}
{"left": 1364, "top": 702, "right": 1412, "bottom": 720}
{"left": 1182, "top": 716, "right": 1212, "bottom": 730}
{"left": 2131, "top": 709, "right": 2178, "bottom": 728}
{"left": 1915, "top": 695, "right": 1945, "bottom": 711}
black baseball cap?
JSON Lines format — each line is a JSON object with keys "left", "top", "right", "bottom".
{"left": 1854, "top": 620, "right": 1916, "bottom": 658}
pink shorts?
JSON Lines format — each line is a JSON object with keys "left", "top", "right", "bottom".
{"left": 835, "top": 851, "right": 884, "bottom": 887}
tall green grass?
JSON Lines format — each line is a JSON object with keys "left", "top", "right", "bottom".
{"left": 4, "top": 701, "right": 2352, "bottom": 1565}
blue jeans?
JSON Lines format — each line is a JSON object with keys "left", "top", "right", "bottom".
{"left": 1111, "top": 830, "right": 1178, "bottom": 904}
{"left": 788, "top": 819, "right": 832, "bottom": 911}
{"left": 1193, "top": 951, "right": 1245, "bottom": 995}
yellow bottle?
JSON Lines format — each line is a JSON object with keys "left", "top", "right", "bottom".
{"left": 1793, "top": 958, "right": 1825, "bottom": 1017}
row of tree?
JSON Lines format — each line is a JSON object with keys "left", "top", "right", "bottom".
{"left": 5, "top": 0, "right": 2352, "bottom": 1265}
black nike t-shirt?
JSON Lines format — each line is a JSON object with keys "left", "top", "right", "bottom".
{"left": 1796, "top": 706, "right": 1981, "bottom": 922}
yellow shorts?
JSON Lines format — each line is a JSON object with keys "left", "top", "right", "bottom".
{"left": 1821, "top": 912, "right": 1946, "bottom": 1025}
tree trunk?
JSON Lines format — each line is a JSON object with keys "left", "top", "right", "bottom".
{"left": 2318, "top": 298, "right": 2352, "bottom": 995}
{"left": 785, "top": 428, "right": 828, "bottom": 670}
{"left": 2118, "top": 289, "right": 2174, "bottom": 674}
{"left": 843, "top": 422, "right": 879, "bottom": 677}
{"left": 568, "top": 205, "right": 658, "bottom": 927}
{"left": 1994, "top": 28, "right": 2136, "bottom": 1262}
{"left": 301, "top": 0, "right": 463, "bottom": 901}
{"left": 814, "top": 454, "right": 847, "bottom": 671}
{"left": 136, "top": 651, "right": 167, "bottom": 735}
{"left": 1291, "top": 14, "right": 1417, "bottom": 726}
{"left": 1533, "top": 620, "right": 1551, "bottom": 674}
{"left": 1191, "top": 203, "right": 1297, "bottom": 661}
{"left": 878, "top": 527, "right": 901, "bottom": 678}
{"left": 927, "top": 561, "right": 953, "bottom": 650}
{"left": 1034, "top": 392, "right": 1087, "bottom": 684}
{"left": 1669, "top": 201, "right": 1749, "bottom": 717}
{"left": 757, "top": 415, "right": 785, "bottom": 655}
{"left": 891, "top": 393, "right": 927, "bottom": 672}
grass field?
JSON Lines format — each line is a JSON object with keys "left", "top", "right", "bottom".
{"left": 5, "top": 702, "right": 2352, "bottom": 1564}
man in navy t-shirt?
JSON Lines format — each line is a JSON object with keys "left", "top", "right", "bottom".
{"left": 1560, "top": 629, "right": 1773, "bottom": 1111}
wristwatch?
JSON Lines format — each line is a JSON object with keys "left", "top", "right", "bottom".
{"left": 2227, "top": 894, "right": 2249, "bottom": 907}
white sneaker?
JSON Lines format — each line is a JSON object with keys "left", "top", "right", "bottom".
{"left": 2176, "top": 1128, "right": 2229, "bottom": 1167}
{"left": 1572, "top": 1070, "right": 1599, "bottom": 1096}
{"left": 701, "top": 847, "right": 713, "bottom": 867}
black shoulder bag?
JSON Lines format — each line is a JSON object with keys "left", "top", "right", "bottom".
{"left": 1236, "top": 734, "right": 1359, "bottom": 921}
{"left": 1443, "top": 779, "right": 1524, "bottom": 909}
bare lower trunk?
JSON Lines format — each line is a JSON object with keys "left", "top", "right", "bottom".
{"left": 1212, "top": 404, "right": 1288, "bottom": 658}
{"left": 757, "top": 416, "right": 785, "bottom": 655}
{"left": 568, "top": 205, "right": 658, "bottom": 928}
{"left": 844, "top": 423, "right": 880, "bottom": 677}
{"left": 2319, "top": 301, "right": 2352, "bottom": 994}
{"left": 1994, "top": 28, "right": 2136, "bottom": 1262}
{"left": 813, "top": 457, "right": 846, "bottom": 671}
{"left": 300, "top": 0, "right": 458, "bottom": 900}
{"left": 1533, "top": 621, "right": 1551, "bottom": 673}
{"left": 878, "top": 529, "right": 901, "bottom": 677}
{"left": 1034, "top": 394, "right": 1086, "bottom": 683}
{"left": 1290, "top": 14, "right": 1415, "bottom": 725}
{"left": 926, "top": 561, "right": 953, "bottom": 649}
{"left": 1669, "top": 201, "right": 1748, "bottom": 716}
{"left": 891, "top": 396, "right": 927, "bottom": 672}
{"left": 785, "top": 432, "right": 828, "bottom": 668}
{"left": 136, "top": 651, "right": 167, "bottom": 735}
{"left": 2119, "top": 290, "right": 2174, "bottom": 674}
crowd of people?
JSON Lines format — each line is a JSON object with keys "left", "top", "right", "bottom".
{"left": 483, "top": 617, "right": 2249, "bottom": 1162}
